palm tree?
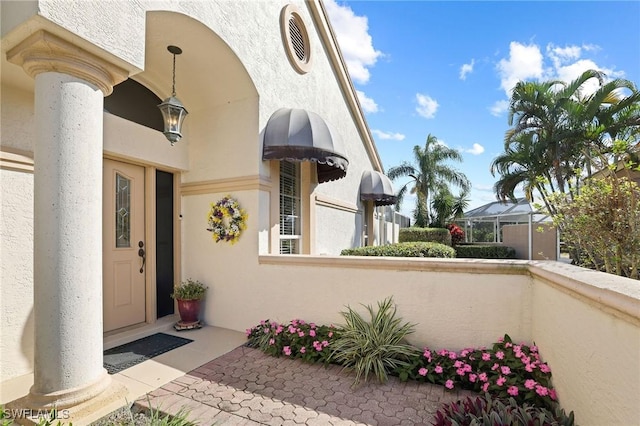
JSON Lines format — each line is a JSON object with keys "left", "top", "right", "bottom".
{"left": 495, "top": 69, "right": 640, "bottom": 206}
{"left": 431, "top": 187, "right": 470, "bottom": 228}
{"left": 490, "top": 132, "right": 558, "bottom": 214}
{"left": 506, "top": 77, "right": 576, "bottom": 195}
{"left": 388, "top": 134, "right": 470, "bottom": 226}
{"left": 570, "top": 77, "right": 640, "bottom": 178}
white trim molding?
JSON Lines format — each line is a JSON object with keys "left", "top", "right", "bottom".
{"left": 7, "top": 31, "right": 128, "bottom": 96}
{"left": 0, "top": 149, "right": 34, "bottom": 173}
{"left": 315, "top": 194, "right": 359, "bottom": 214}
{"left": 181, "top": 175, "right": 272, "bottom": 196}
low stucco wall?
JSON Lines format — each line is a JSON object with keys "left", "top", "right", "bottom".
{"left": 529, "top": 262, "right": 640, "bottom": 425}
{"left": 199, "top": 255, "right": 639, "bottom": 426}
{"left": 207, "top": 256, "right": 534, "bottom": 352}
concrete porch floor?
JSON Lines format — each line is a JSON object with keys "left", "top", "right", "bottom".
{"left": 0, "top": 317, "right": 246, "bottom": 425}
{"left": 1, "top": 320, "right": 474, "bottom": 425}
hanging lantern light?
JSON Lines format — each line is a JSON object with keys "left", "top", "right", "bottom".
{"left": 158, "top": 45, "right": 188, "bottom": 145}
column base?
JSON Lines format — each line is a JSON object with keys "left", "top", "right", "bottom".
{"left": 6, "top": 371, "right": 128, "bottom": 425}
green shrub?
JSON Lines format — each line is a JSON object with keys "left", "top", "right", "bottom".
{"left": 330, "top": 297, "right": 419, "bottom": 386}
{"left": 433, "top": 394, "right": 574, "bottom": 426}
{"left": 340, "top": 242, "right": 455, "bottom": 258}
{"left": 551, "top": 176, "right": 640, "bottom": 279}
{"left": 399, "top": 227, "right": 452, "bottom": 245}
{"left": 455, "top": 244, "right": 516, "bottom": 259}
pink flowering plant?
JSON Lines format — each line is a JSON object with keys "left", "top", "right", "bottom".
{"left": 395, "top": 334, "right": 557, "bottom": 410}
{"left": 246, "top": 319, "right": 337, "bottom": 364}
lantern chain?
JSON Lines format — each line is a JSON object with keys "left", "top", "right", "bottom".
{"left": 172, "top": 52, "right": 177, "bottom": 97}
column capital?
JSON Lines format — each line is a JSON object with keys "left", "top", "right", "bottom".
{"left": 6, "top": 30, "right": 128, "bottom": 95}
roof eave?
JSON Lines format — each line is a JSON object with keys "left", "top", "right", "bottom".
{"left": 307, "top": 0, "right": 384, "bottom": 173}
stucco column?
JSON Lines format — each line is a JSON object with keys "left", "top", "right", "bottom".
{"left": 7, "top": 31, "right": 127, "bottom": 412}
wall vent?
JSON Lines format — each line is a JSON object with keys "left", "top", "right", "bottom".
{"left": 281, "top": 4, "right": 312, "bottom": 74}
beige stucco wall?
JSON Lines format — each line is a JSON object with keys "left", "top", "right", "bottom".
{"left": 0, "top": 85, "right": 35, "bottom": 154}
{"left": 0, "top": 84, "right": 35, "bottom": 380}
{"left": 0, "top": 168, "right": 35, "bottom": 380}
{"left": 180, "top": 190, "right": 262, "bottom": 323}
{"left": 184, "top": 98, "right": 260, "bottom": 183}
{"left": 315, "top": 205, "right": 363, "bottom": 255}
{"left": 103, "top": 113, "right": 188, "bottom": 170}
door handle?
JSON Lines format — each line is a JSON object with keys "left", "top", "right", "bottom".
{"left": 138, "top": 241, "right": 146, "bottom": 273}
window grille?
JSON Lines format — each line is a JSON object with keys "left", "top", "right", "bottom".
{"left": 279, "top": 161, "right": 300, "bottom": 254}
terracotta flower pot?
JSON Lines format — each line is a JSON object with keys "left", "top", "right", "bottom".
{"left": 177, "top": 299, "right": 201, "bottom": 323}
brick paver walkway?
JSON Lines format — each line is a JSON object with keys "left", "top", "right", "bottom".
{"left": 137, "top": 346, "right": 475, "bottom": 425}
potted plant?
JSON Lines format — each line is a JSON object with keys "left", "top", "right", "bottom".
{"left": 171, "top": 278, "right": 208, "bottom": 326}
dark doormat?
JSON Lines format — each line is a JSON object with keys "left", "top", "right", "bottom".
{"left": 104, "top": 332, "right": 193, "bottom": 374}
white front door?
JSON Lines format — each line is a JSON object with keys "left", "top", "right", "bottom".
{"left": 103, "top": 159, "right": 146, "bottom": 332}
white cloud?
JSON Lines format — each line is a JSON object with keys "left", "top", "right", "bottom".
{"left": 490, "top": 100, "right": 509, "bottom": 117}
{"left": 555, "top": 59, "right": 625, "bottom": 96}
{"left": 497, "top": 41, "right": 545, "bottom": 97}
{"left": 465, "top": 143, "right": 485, "bottom": 155}
{"left": 545, "top": 43, "right": 624, "bottom": 96}
{"left": 324, "top": 0, "right": 382, "bottom": 85}
{"left": 460, "top": 59, "right": 475, "bottom": 80}
{"left": 547, "top": 44, "right": 582, "bottom": 68}
{"left": 356, "top": 90, "right": 379, "bottom": 113}
{"left": 372, "top": 129, "right": 405, "bottom": 141}
{"left": 415, "top": 93, "right": 439, "bottom": 119}
{"left": 490, "top": 41, "right": 627, "bottom": 116}
{"left": 581, "top": 43, "right": 600, "bottom": 53}
{"left": 555, "top": 59, "right": 602, "bottom": 94}
{"left": 474, "top": 184, "right": 494, "bottom": 192}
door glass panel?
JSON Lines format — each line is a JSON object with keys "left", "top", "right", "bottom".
{"left": 115, "top": 173, "right": 131, "bottom": 248}
{"left": 156, "top": 170, "right": 174, "bottom": 318}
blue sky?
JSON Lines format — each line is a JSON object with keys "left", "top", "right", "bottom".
{"left": 325, "top": 1, "right": 640, "bottom": 217}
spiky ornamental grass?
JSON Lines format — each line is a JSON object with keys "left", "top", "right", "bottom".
{"left": 330, "top": 297, "right": 419, "bottom": 386}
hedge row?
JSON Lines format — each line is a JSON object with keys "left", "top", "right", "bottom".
{"left": 455, "top": 244, "right": 516, "bottom": 259}
{"left": 399, "top": 227, "right": 452, "bottom": 246}
{"left": 341, "top": 242, "right": 456, "bottom": 258}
